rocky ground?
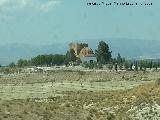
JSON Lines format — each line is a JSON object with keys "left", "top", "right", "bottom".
{"left": 0, "top": 69, "right": 160, "bottom": 120}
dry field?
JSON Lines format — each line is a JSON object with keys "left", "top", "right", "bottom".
{"left": 0, "top": 69, "right": 160, "bottom": 120}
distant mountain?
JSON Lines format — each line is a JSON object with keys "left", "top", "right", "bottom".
{"left": 79, "top": 38, "right": 160, "bottom": 59}
{"left": 0, "top": 38, "right": 160, "bottom": 65}
{"left": 0, "top": 43, "right": 67, "bottom": 65}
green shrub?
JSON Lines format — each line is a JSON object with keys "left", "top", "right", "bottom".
{"left": 107, "top": 64, "right": 113, "bottom": 70}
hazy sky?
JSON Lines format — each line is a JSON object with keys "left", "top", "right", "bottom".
{"left": 0, "top": 0, "right": 159, "bottom": 45}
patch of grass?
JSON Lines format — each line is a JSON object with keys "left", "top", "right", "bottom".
{"left": 78, "top": 71, "right": 86, "bottom": 75}
{"left": 155, "top": 78, "right": 160, "bottom": 85}
{"left": 0, "top": 71, "right": 160, "bottom": 119}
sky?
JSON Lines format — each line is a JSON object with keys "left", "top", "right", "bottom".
{"left": 0, "top": 0, "right": 159, "bottom": 45}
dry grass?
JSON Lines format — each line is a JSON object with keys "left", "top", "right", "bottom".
{"left": 0, "top": 70, "right": 160, "bottom": 119}
{"left": 0, "top": 70, "right": 158, "bottom": 84}
{"left": 155, "top": 78, "right": 160, "bottom": 85}
{"left": 0, "top": 82, "right": 159, "bottom": 120}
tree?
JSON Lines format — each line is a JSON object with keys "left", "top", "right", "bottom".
{"left": 153, "top": 62, "right": 158, "bottom": 70}
{"left": 119, "top": 64, "right": 123, "bottom": 70}
{"left": 52, "top": 54, "right": 66, "bottom": 66}
{"left": 17, "top": 59, "right": 28, "bottom": 67}
{"left": 135, "top": 61, "right": 138, "bottom": 71}
{"left": 124, "top": 61, "right": 130, "bottom": 70}
{"left": 111, "top": 58, "right": 117, "bottom": 64}
{"left": 82, "top": 61, "right": 88, "bottom": 68}
{"left": 116, "top": 53, "right": 125, "bottom": 70}
{"left": 129, "top": 63, "right": 133, "bottom": 71}
{"left": 17, "top": 59, "right": 23, "bottom": 67}
{"left": 149, "top": 60, "right": 153, "bottom": 69}
{"left": 76, "top": 58, "right": 82, "bottom": 65}
{"left": 115, "top": 63, "right": 118, "bottom": 71}
{"left": 9, "top": 62, "right": 16, "bottom": 68}
{"left": 65, "top": 49, "right": 77, "bottom": 65}
{"left": 117, "top": 53, "right": 122, "bottom": 65}
{"left": 30, "top": 54, "right": 66, "bottom": 66}
{"left": 45, "top": 54, "right": 53, "bottom": 66}
{"left": 108, "top": 64, "right": 113, "bottom": 70}
{"left": 95, "top": 41, "right": 112, "bottom": 64}
{"left": 139, "top": 60, "right": 147, "bottom": 71}
{"left": 139, "top": 60, "right": 143, "bottom": 70}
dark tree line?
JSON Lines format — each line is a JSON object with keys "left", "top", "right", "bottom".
{"left": 16, "top": 40, "right": 112, "bottom": 68}
{"left": 17, "top": 54, "right": 66, "bottom": 67}
{"left": 16, "top": 49, "right": 78, "bottom": 67}
{"left": 30, "top": 54, "right": 67, "bottom": 66}
{"left": 115, "top": 59, "right": 160, "bottom": 71}
{"left": 12, "top": 40, "right": 160, "bottom": 71}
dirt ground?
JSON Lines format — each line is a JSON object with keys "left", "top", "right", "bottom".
{"left": 0, "top": 70, "right": 160, "bottom": 120}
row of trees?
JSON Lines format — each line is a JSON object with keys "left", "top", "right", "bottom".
{"left": 123, "top": 60, "right": 160, "bottom": 71}
{"left": 6, "top": 40, "right": 160, "bottom": 71}
{"left": 14, "top": 41, "right": 113, "bottom": 67}
{"left": 80, "top": 41, "right": 160, "bottom": 71}
{"left": 16, "top": 54, "right": 66, "bottom": 67}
